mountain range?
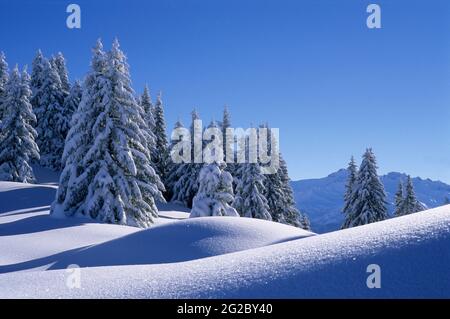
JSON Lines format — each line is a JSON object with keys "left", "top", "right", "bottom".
{"left": 291, "top": 169, "right": 450, "bottom": 233}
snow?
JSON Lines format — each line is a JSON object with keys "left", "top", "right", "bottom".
{"left": 292, "top": 169, "right": 450, "bottom": 233}
{"left": 0, "top": 170, "right": 449, "bottom": 298}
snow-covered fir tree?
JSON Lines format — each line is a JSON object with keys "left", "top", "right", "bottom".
{"left": 0, "top": 52, "right": 9, "bottom": 123}
{"left": 396, "top": 175, "right": 426, "bottom": 216}
{"left": 34, "top": 58, "right": 66, "bottom": 169}
{"left": 153, "top": 92, "right": 170, "bottom": 189}
{"left": 51, "top": 52, "right": 70, "bottom": 94}
{"left": 140, "top": 86, "right": 155, "bottom": 130}
{"left": 278, "top": 156, "right": 311, "bottom": 230}
{"left": 342, "top": 156, "right": 357, "bottom": 219}
{"left": 393, "top": 180, "right": 404, "bottom": 217}
{"left": 0, "top": 66, "right": 39, "bottom": 183}
{"left": 171, "top": 109, "right": 202, "bottom": 207}
{"left": 53, "top": 40, "right": 108, "bottom": 218}
{"left": 61, "top": 79, "right": 82, "bottom": 137}
{"left": 233, "top": 140, "right": 271, "bottom": 220}
{"left": 342, "top": 148, "right": 387, "bottom": 228}
{"left": 165, "top": 119, "right": 185, "bottom": 201}
{"left": 139, "top": 85, "right": 157, "bottom": 166}
{"left": 261, "top": 135, "right": 286, "bottom": 223}
{"left": 222, "top": 106, "right": 233, "bottom": 163}
{"left": 30, "top": 50, "right": 46, "bottom": 114}
{"left": 259, "top": 126, "right": 309, "bottom": 229}
{"left": 190, "top": 162, "right": 239, "bottom": 217}
{"left": 51, "top": 39, "right": 165, "bottom": 227}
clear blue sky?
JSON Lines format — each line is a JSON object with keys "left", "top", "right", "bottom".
{"left": 1, "top": 0, "right": 449, "bottom": 182}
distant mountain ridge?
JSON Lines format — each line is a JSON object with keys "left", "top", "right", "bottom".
{"left": 291, "top": 169, "right": 450, "bottom": 233}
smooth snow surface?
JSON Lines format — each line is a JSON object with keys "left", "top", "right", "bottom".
{"left": 1, "top": 177, "right": 449, "bottom": 298}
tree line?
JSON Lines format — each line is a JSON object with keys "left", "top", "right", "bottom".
{"left": 341, "top": 149, "right": 426, "bottom": 229}
{"left": 0, "top": 40, "right": 310, "bottom": 230}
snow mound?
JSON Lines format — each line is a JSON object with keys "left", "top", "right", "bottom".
{"left": 48, "top": 217, "right": 314, "bottom": 269}
{"left": 1, "top": 205, "right": 448, "bottom": 298}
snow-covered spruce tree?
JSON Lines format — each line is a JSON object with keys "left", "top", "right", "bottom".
{"left": 342, "top": 148, "right": 387, "bottom": 228}
{"left": 171, "top": 109, "right": 202, "bottom": 207}
{"left": 140, "top": 86, "right": 155, "bottom": 131}
{"left": 397, "top": 175, "right": 426, "bottom": 216}
{"left": 139, "top": 85, "right": 157, "bottom": 166}
{"left": 165, "top": 119, "right": 185, "bottom": 201}
{"left": 52, "top": 39, "right": 165, "bottom": 227}
{"left": 222, "top": 106, "right": 234, "bottom": 164}
{"left": 53, "top": 40, "right": 108, "bottom": 217}
{"left": 261, "top": 132, "right": 286, "bottom": 223}
{"left": 0, "top": 52, "right": 9, "bottom": 123}
{"left": 342, "top": 156, "right": 357, "bottom": 220}
{"left": 0, "top": 66, "right": 39, "bottom": 183}
{"left": 233, "top": 141, "right": 271, "bottom": 220}
{"left": 34, "top": 58, "right": 66, "bottom": 169}
{"left": 279, "top": 156, "right": 311, "bottom": 230}
{"left": 30, "top": 50, "right": 46, "bottom": 114}
{"left": 393, "top": 180, "right": 404, "bottom": 216}
{"left": 190, "top": 162, "right": 239, "bottom": 217}
{"left": 61, "top": 79, "right": 82, "bottom": 137}
{"left": 259, "top": 126, "right": 309, "bottom": 229}
{"left": 153, "top": 93, "right": 170, "bottom": 188}
{"left": 51, "top": 52, "right": 70, "bottom": 94}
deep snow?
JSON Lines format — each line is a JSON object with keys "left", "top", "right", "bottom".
{"left": 0, "top": 175, "right": 449, "bottom": 298}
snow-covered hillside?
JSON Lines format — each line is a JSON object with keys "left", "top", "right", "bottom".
{"left": 1, "top": 178, "right": 449, "bottom": 298}
{"left": 292, "top": 169, "right": 450, "bottom": 233}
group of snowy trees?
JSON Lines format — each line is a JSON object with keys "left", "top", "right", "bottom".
{"left": 0, "top": 40, "right": 310, "bottom": 230}
{"left": 52, "top": 39, "right": 165, "bottom": 227}
{"left": 166, "top": 109, "right": 310, "bottom": 229}
{"left": 0, "top": 60, "right": 39, "bottom": 182}
{"left": 393, "top": 176, "right": 426, "bottom": 217}
{"left": 342, "top": 149, "right": 425, "bottom": 229}
{"left": 0, "top": 49, "right": 80, "bottom": 183}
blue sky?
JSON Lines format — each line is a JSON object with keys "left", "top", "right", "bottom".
{"left": 1, "top": 0, "right": 450, "bottom": 182}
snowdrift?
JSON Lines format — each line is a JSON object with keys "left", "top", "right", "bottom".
{"left": 1, "top": 180, "right": 449, "bottom": 298}
{"left": 48, "top": 217, "right": 313, "bottom": 269}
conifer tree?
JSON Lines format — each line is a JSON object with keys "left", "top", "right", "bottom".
{"left": 0, "top": 66, "right": 39, "bottom": 182}
{"left": 61, "top": 79, "right": 82, "bottom": 136}
{"left": 139, "top": 86, "right": 157, "bottom": 160}
{"left": 34, "top": 58, "right": 66, "bottom": 169}
{"left": 51, "top": 39, "right": 165, "bottom": 227}
{"left": 190, "top": 162, "right": 239, "bottom": 217}
{"left": 153, "top": 92, "right": 170, "bottom": 188}
{"left": 279, "top": 156, "right": 311, "bottom": 230}
{"left": 165, "top": 119, "right": 185, "bottom": 202}
{"left": 171, "top": 109, "right": 202, "bottom": 207}
{"left": 342, "top": 156, "right": 357, "bottom": 218}
{"left": 397, "top": 175, "right": 426, "bottom": 216}
{"left": 342, "top": 148, "right": 387, "bottom": 228}
{"left": 393, "top": 180, "right": 404, "bottom": 217}
{"left": 30, "top": 50, "right": 46, "bottom": 114}
{"left": 52, "top": 52, "right": 70, "bottom": 94}
{"left": 53, "top": 39, "right": 108, "bottom": 217}
{"left": 222, "top": 106, "right": 233, "bottom": 163}
{"left": 0, "top": 52, "right": 8, "bottom": 123}
{"left": 140, "top": 86, "right": 155, "bottom": 131}
{"left": 233, "top": 139, "right": 271, "bottom": 220}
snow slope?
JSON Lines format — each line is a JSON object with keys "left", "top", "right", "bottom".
{"left": 0, "top": 181, "right": 313, "bottom": 274}
{"left": 1, "top": 205, "right": 449, "bottom": 298}
{"left": 292, "top": 169, "right": 450, "bottom": 233}
{"left": 1, "top": 173, "right": 449, "bottom": 298}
